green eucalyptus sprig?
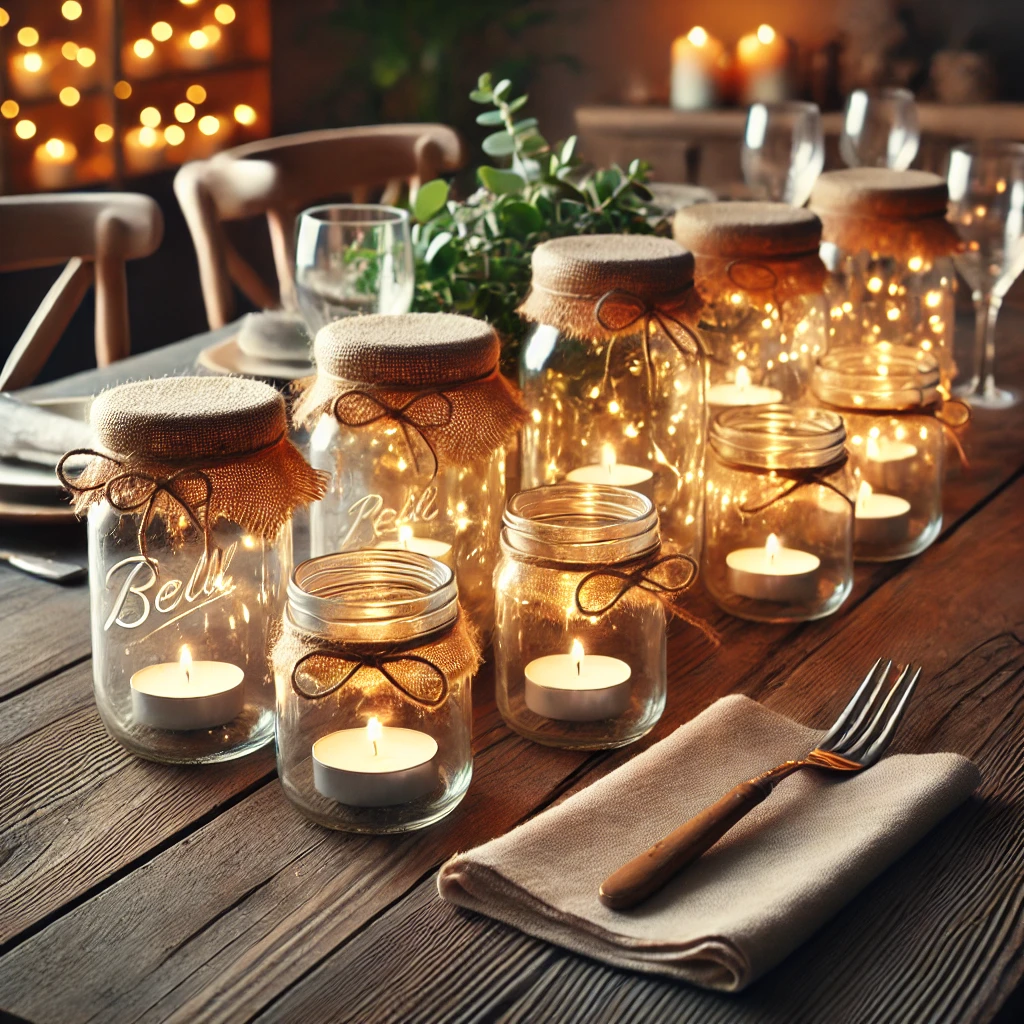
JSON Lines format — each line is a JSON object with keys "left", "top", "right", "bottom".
{"left": 411, "top": 71, "right": 667, "bottom": 373}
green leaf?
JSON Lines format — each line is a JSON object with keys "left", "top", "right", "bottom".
{"left": 425, "top": 230, "right": 454, "bottom": 266}
{"left": 511, "top": 117, "right": 538, "bottom": 135}
{"left": 560, "top": 136, "right": 577, "bottom": 165}
{"left": 481, "top": 131, "right": 516, "bottom": 157}
{"left": 500, "top": 200, "right": 544, "bottom": 237}
{"left": 475, "top": 110, "right": 505, "bottom": 126}
{"left": 478, "top": 166, "right": 526, "bottom": 195}
{"left": 519, "top": 133, "right": 548, "bottom": 155}
{"left": 493, "top": 78, "right": 513, "bottom": 101}
{"left": 507, "top": 95, "right": 528, "bottom": 113}
{"left": 412, "top": 179, "right": 449, "bottom": 223}
{"left": 477, "top": 71, "right": 493, "bottom": 92}
{"left": 469, "top": 89, "right": 492, "bottom": 104}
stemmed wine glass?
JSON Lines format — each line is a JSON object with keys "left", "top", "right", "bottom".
{"left": 840, "top": 87, "right": 920, "bottom": 170}
{"left": 947, "top": 142, "right": 1024, "bottom": 409}
{"left": 742, "top": 101, "right": 824, "bottom": 206}
{"left": 294, "top": 204, "right": 415, "bottom": 335}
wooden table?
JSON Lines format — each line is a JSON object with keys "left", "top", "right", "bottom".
{"left": 2, "top": 322, "right": 1024, "bottom": 1023}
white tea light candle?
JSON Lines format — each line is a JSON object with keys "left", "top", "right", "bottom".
{"left": 854, "top": 481, "right": 911, "bottom": 549}
{"left": 725, "top": 533, "right": 820, "bottom": 603}
{"left": 706, "top": 366, "right": 784, "bottom": 408}
{"left": 312, "top": 716, "right": 439, "bottom": 807}
{"left": 130, "top": 646, "right": 245, "bottom": 731}
{"left": 376, "top": 524, "right": 454, "bottom": 569}
{"left": 565, "top": 444, "right": 655, "bottom": 500}
{"left": 524, "top": 639, "right": 632, "bottom": 722}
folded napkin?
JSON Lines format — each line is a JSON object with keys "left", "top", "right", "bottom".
{"left": 438, "top": 694, "right": 980, "bottom": 992}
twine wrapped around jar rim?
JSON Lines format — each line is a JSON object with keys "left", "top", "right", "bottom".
{"left": 810, "top": 168, "right": 961, "bottom": 260}
{"left": 58, "top": 376, "right": 327, "bottom": 556}
{"left": 673, "top": 201, "right": 827, "bottom": 301}
{"left": 292, "top": 312, "right": 526, "bottom": 476}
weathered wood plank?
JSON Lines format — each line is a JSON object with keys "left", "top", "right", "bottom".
{"left": 251, "top": 472, "right": 1024, "bottom": 1024}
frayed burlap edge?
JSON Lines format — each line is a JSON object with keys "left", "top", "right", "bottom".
{"left": 817, "top": 213, "right": 962, "bottom": 262}
{"left": 693, "top": 252, "right": 827, "bottom": 304}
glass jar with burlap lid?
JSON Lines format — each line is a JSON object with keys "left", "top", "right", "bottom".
{"left": 674, "top": 201, "right": 828, "bottom": 409}
{"left": 703, "top": 405, "right": 855, "bottom": 623}
{"left": 810, "top": 168, "right": 960, "bottom": 391}
{"left": 293, "top": 312, "right": 525, "bottom": 639}
{"left": 494, "top": 484, "right": 715, "bottom": 751}
{"left": 273, "top": 550, "right": 480, "bottom": 832}
{"left": 517, "top": 234, "right": 707, "bottom": 557}
{"left": 812, "top": 348, "right": 967, "bottom": 562}
{"left": 57, "top": 376, "right": 326, "bottom": 764}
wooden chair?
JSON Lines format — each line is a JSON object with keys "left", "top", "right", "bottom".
{"left": 0, "top": 193, "right": 163, "bottom": 391}
{"left": 174, "top": 124, "right": 465, "bottom": 329}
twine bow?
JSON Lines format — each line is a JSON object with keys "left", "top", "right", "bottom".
{"left": 332, "top": 389, "right": 454, "bottom": 480}
{"left": 57, "top": 448, "right": 212, "bottom": 564}
{"left": 291, "top": 649, "right": 449, "bottom": 708}
{"left": 925, "top": 396, "right": 971, "bottom": 470}
{"left": 594, "top": 288, "right": 710, "bottom": 398}
{"left": 738, "top": 455, "right": 853, "bottom": 516}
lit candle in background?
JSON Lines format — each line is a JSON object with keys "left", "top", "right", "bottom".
{"left": 725, "top": 532, "right": 820, "bottom": 603}
{"left": 130, "top": 644, "right": 245, "bottom": 731}
{"left": 854, "top": 481, "right": 911, "bottom": 549}
{"left": 312, "top": 716, "right": 439, "bottom": 806}
{"left": 865, "top": 431, "right": 919, "bottom": 491}
{"left": 565, "top": 443, "right": 655, "bottom": 500}
{"left": 376, "top": 523, "right": 455, "bottom": 569}
{"left": 670, "top": 26, "right": 725, "bottom": 111}
{"left": 32, "top": 137, "right": 77, "bottom": 189}
{"left": 706, "top": 365, "right": 784, "bottom": 409}
{"left": 524, "top": 638, "right": 633, "bottom": 722}
{"left": 124, "top": 125, "right": 166, "bottom": 174}
{"left": 736, "top": 24, "right": 790, "bottom": 105}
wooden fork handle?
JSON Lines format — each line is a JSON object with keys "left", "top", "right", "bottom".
{"left": 598, "top": 780, "right": 771, "bottom": 911}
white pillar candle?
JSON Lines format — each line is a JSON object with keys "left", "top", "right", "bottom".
{"left": 726, "top": 532, "right": 820, "bottom": 603}
{"left": 736, "top": 24, "right": 790, "bottom": 105}
{"left": 854, "top": 482, "right": 911, "bottom": 548}
{"left": 313, "top": 717, "right": 439, "bottom": 807}
{"left": 130, "top": 646, "right": 245, "bottom": 731}
{"left": 671, "top": 27, "right": 724, "bottom": 111}
{"left": 376, "top": 524, "right": 454, "bottom": 569}
{"left": 524, "top": 639, "right": 632, "bottom": 722}
{"left": 565, "top": 444, "right": 655, "bottom": 500}
{"left": 706, "top": 366, "right": 784, "bottom": 409}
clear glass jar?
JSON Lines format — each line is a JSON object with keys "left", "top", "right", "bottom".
{"left": 703, "top": 406, "right": 855, "bottom": 622}
{"left": 494, "top": 483, "right": 669, "bottom": 750}
{"left": 811, "top": 169, "right": 960, "bottom": 391}
{"left": 813, "top": 349, "right": 944, "bottom": 561}
{"left": 673, "top": 201, "right": 829, "bottom": 408}
{"left": 298, "top": 313, "right": 523, "bottom": 640}
{"left": 88, "top": 509, "right": 290, "bottom": 763}
{"left": 518, "top": 235, "right": 706, "bottom": 557}
{"left": 274, "top": 551, "right": 476, "bottom": 833}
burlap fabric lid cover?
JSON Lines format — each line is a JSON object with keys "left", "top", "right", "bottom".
{"left": 61, "top": 376, "right": 326, "bottom": 540}
{"left": 673, "top": 201, "right": 826, "bottom": 300}
{"left": 517, "top": 234, "right": 703, "bottom": 342}
{"left": 810, "top": 168, "right": 960, "bottom": 260}
{"left": 292, "top": 312, "right": 527, "bottom": 470}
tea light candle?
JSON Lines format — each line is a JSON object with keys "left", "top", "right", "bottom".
{"left": 726, "top": 532, "right": 820, "bottom": 603}
{"left": 130, "top": 646, "right": 245, "bottom": 731}
{"left": 671, "top": 26, "right": 724, "bottom": 111}
{"left": 706, "top": 366, "right": 784, "bottom": 408}
{"left": 524, "top": 639, "right": 632, "bottom": 722}
{"left": 32, "top": 138, "right": 77, "bottom": 190}
{"left": 865, "top": 433, "right": 919, "bottom": 491}
{"left": 736, "top": 24, "right": 789, "bottom": 105}
{"left": 565, "top": 444, "right": 655, "bottom": 500}
{"left": 854, "top": 481, "right": 911, "bottom": 548}
{"left": 312, "top": 717, "right": 439, "bottom": 807}
{"left": 376, "top": 524, "right": 454, "bottom": 569}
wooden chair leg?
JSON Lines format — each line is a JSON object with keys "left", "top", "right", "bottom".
{"left": 95, "top": 213, "right": 130, "bottom": 366}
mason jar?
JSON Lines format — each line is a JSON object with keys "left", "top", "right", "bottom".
{"left": 518, "top": 234, "right": 707, "bottom": 557}
{"left": 810, "top": 168, "right": 959, "bottom": 391}
{"left": 494, "top": 483, "right": 677, "bottom": 750}
{"left": 813, "top": 348, "right": 945, "bottom": 561}
{"left": 703, "top": 405, "right": 855, "bottom": 622}
{"left": 294, "top": 312, "right": 525, "bottom": 639}
{"left": 57, "top": 376, "right": 323, "bottom": 764}
{"left": 273, "top": 550, "right": 478, "bottom": 833}
{"left": 673, "top": 201, "right": 829, "bottom": 408}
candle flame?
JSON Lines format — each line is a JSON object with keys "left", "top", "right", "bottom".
{"left": 687, "top": 25, "right": 708, "bottom": 47}
{"left": 570, "top": 638, "right": 585, "bottom": 676}
{"left": 866, "top": 435, "right": 881, "bottom": 460}
{"left": 857, "top": 480, "right": 873, "bottom": 513}
{"left": 765, "top": 533, "right": 780, "bottom": 565}
{"left": 601, "top": 443, "right": 617, "bottom": 475}
{"left": 735, "top": 365, "right": 751, "bottom": 390}
{"left": 398, "top": 524, "right": 414, "bottom": 548}
{"left": 180, "top": 645, "right": 192, "bottom": 685}
{"left": 756, "top": 23, "right": 776, "bottom": 44}
{"left": 367, "top": 716, "right": 383, "bottom": 757}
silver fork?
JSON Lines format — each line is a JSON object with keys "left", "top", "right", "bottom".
{"left": 599, "top": 659, "right": 922, "bottom": 910}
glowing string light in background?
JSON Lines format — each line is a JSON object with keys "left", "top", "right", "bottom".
{"left": 15, "top": 120, "right": 36, "bottom": 139}
{"left": 62, "top": 1, "right": 83, "bottom": 19}
{"left": 76, "top": 46, "right": 96, "bottom": 66}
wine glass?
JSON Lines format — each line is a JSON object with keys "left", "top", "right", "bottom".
{"left": 840, "top": 87, "right": 920, "bottom": 170}
{"left": 294, "top": 204, "right": 415, "bottom": 334}
{"left": 947, "top": 142, "right": 1024, "bottom": 409}
{"left": 741, "top": 101, "right": 824, "bottom": 206}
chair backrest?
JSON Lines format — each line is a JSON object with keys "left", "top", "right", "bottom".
{"left": 0, "top": 193, "right": 163, "bottom": 391}
{"left": 174, "top": 123, "right": 464, "bottom": 329}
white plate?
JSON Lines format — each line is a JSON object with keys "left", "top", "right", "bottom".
{"left": 197, "top": 336, "right": 313, "bottom": 381}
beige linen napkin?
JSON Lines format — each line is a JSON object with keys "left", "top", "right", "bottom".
{"left": 438, "top": 694, "right": 980, "bottom": 992}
